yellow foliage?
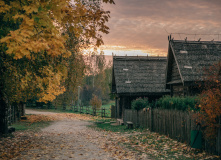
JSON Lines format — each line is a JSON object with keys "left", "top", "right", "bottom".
{"left": 0, "top": 0, "right": 113, "bottom": 103}
{"left": 0, "top": 1, "right": 11, "bottom": 13}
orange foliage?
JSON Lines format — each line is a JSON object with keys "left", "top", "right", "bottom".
{"left": 196, "top": 61, "right": 221, "bottom": 140}
{"left": 0, "top": 0, "right": 114, "bottom": 103}
{"left": 90, "top": 94, "right": 102, "bottom": 109}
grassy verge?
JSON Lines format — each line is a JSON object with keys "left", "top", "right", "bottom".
{"left": 11, "top": 120, "right": 51, "bottom": 132}
{"left": 91, "top": 119, "right": 146, "bottom": 133}
{"left": 10, "top": 114, "right": 54, "bottom": 132}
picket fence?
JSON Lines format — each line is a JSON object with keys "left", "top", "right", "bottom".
{"left": 123, "top": 109, "right": 221, "bottom": 155}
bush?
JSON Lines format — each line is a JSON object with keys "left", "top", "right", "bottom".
{"left": 90, "top": 94, "right": 102, "bottom": 109}
{"left": 155, "top": 96, "right": 199, "bottom": 111}
{"left": 131, "top": 98, "right": 149, "bottom": 111}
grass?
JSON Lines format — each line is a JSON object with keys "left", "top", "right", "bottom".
{"left": 10, "top": 114, "right": 52, "bottom": 132}
{"left": 91, "top": 119, "right": 146, "bottom": 133}
{"left": 11, "top": 120, "right": 51, "bottom": 132}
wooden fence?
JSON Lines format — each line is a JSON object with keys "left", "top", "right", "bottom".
{"left": 73, "top": 106, "right": 108, "bottom": 118}
{"left": 7, "top": 102, "right": 25, "bottom": 125}
{"left": 124, "top": 109, "right": 221, "bottom": 155}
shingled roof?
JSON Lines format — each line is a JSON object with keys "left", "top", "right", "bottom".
{"left": 166, "top": 40, "right": 221, "bottom": 88}
{"left": 112, "top": 56, "right": 169, "bottom": 96}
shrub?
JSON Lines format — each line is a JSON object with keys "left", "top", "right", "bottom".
{"left": 155, "top": 96, "right": 199, "bottom": 111}
{"left": 131, "top": 97, "right": 149, "bottom": 111}
{"left": 196, "top": 61, "right": 221, "bottom": 140}
{"left": 90, "top": 94, "right": 102, "bottom": 109}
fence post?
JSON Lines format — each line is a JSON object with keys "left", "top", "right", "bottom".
{"left": 80, "top": 106, "right": 82, "bottom": 113}
{"left": 74, "top": 106, "right": 78, "bottom": 112}
{"left": 86, "top": 106, "right": 88, "bottom": 114}
{"left": 101, "top": 108, "right": 105, "bottom": 118}
{"left": 150, "top": 108, "right": 153, "bottom": 132}
{"left": 217, "top": 116, "right": 221, "bottom": 155}
{"left": 93, "top": 108, "right": 96, "bottom": 116}
{"left": 104, "top": 108, "right": 105, "bottom": 118}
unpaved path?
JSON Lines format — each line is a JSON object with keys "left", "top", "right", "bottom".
{"left": 16, "top": 109, "right": 113, "bottom": 160}
{"left": 11, "top": 109, "right": 152, "bottom": 160}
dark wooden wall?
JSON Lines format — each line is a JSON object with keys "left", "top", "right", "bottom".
{"left": 117, "top": 95, "right": 164, "bottom": 119}
{"left": 172, "top": 85, "right": 201, "bottom": 97}
{"left": 171, "top": 56, "right": 182, "bottom": 82}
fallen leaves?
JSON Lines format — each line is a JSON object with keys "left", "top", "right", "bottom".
{"left": 99, "top": 129, "right": 220, "bottom": 160}
{"left": 25, "top": 112, "right": 95, "bottom": 124}
{"left": 1, "top": 111, "right": 220, "bottom": 160}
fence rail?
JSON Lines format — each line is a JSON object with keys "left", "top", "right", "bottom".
{"left": 73, "top": 106, "right": 108, "bottom": 118}
{"left": 124, "top": 108, "right": 221, "bottom": 155}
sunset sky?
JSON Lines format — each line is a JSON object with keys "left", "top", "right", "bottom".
{"left": 100, "top": 0, "right": 221, "bottom": 56}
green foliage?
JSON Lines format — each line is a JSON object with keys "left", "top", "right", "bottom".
{"left": 155, "top": 96, "right": 199, "bottom": 111}
{"left": 81, "top": 52, "right": 112, "bottom": 105}
{"left": 131, "top": 98, "right": 149, "bottom": 111}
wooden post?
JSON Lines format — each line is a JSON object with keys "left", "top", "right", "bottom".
{"left": 74, "top": 106, "right": 78, "bottom": 112}
{"left": 86, "top": 106, "right": 88, "bottom": 114}
{"left": 217, "top": 116, "right": 221, "bottom": 155}
{"left": 93, "top": 108, "right": 96, "bottom": 116}
{"left": 80, "top": 106, "right": 82, "bottom": 113}
{"left": 0, "top": 91, "right": 8, "bottom": 134}
{"left": 101, "top": 108, "right": 105, "bottom": 118}
{"left": 150, "top": 108, "right": 153, "bottom": 132}
{"left": 104, "top": 108, "right": 105, "bottom": 118}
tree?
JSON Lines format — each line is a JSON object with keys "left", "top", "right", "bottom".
{"left": 196, "top": 60, "right": 221, "bottom": 140}
{"left": 81, "top": 52, "right": 112, "bottom": 105}
{"left": 90, "top": 94, "right": 102, "bottom": 110}
{"left": 0, "top": 0, "right": 114, "bottom": 134}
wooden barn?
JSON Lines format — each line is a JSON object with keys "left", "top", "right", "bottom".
{"left": 112, "top": 56, "right": 169, "bottom": 118}
{"left": 166, "top": 39, "right": 221, "bottom": 96}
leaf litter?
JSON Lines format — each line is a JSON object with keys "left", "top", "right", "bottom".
{"left": 0, "top": 110, "right": 220, "bottom": 160}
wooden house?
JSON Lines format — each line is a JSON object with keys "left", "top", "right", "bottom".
{"left": 112, "top": 56, "right": 169, "bottom": 118}
{"left": 166, "top": 39, "right": 221, "bottom": 96}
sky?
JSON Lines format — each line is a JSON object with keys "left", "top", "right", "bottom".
{"left": 100, "top": 0, "right": 221, "bottom": 56}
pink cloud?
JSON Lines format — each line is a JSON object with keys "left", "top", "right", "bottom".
{"left": 101, "top": 0, "right": 221, "bottom": 56}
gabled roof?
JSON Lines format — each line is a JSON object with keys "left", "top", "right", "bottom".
{"left": 166, "top": 40, "right": 221, "bottom": 88}
{"left": 112, "top": 56, "right": 169, "bottom": 96}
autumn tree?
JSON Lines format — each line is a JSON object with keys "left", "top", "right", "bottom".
{"left": 90, "top": 94, "right": 102, "bottom": 109}
{"left": 0, "top": 0, "right": 114, "bottom": 134}
{"left": 196, "top": 60, "right": 221, "bottom": 140}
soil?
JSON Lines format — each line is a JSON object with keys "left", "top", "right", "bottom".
{"left": 16, "top": 109, "right": 113, "bottom": 160}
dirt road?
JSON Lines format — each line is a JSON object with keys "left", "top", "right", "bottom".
{"left": 12, "top": 109, "right": 150, "bottom": 160}
{"left": 15, "top": 109, "right": 112, "bottom": 160}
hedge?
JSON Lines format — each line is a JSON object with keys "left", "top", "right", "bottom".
{"left": 155, "top": 96, "right": 199, "bottom": 111}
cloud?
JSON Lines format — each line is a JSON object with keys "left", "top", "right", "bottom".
{"left": 102, "top": 0, "right": 221, "bottom": 56}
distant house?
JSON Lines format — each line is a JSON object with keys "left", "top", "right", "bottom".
{"left": 165, "top": 39, "right": 221, "bottom": 96}
{"left": 112, "top": 56, "right": 169, "bottom": 118}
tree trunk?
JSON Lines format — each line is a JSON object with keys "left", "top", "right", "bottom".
{"left": 20, "top": 102, "right": 25, "bottom": 116}
{"left": 0, "top": 89, "right": 8, "bottom": 134}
